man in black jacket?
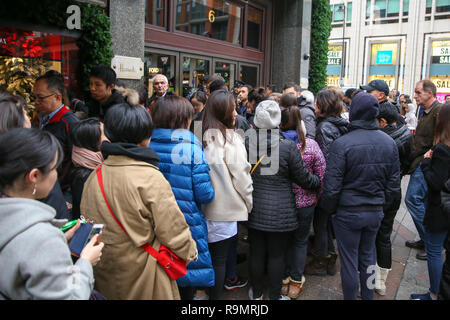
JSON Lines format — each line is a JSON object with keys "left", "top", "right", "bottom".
{"left": 320, "top": 92, "right": 401, "bottom": 300}
{"left": 86, "top": 65, "right": 125, "bottom": 120}
{"left": 374, "top": 102, "right": 415, "bottom": 295}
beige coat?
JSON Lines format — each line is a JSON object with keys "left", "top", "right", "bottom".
{"left": 80, "top": 155, "right": 197, "bottom": 300}
{"left": 202, "top": 130, "right": 253, "bottom": 221}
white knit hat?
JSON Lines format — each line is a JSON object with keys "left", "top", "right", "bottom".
{"left": 254, "top": 100, "right": 281, "bottom": 129}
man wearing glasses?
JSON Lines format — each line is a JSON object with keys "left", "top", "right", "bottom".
{"left": 32, "top": 70, "right": 79, "bottom": 192}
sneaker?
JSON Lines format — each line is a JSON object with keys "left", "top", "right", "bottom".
{"left": 410, "top": 292, "right": 433, "bottom": 300}
{"left": 248, "top": 287, "right": 263, "bottom": 300}
{"left": 278, "top": 295, "right": 291, "bottom": 300}
{"left": 224, "top": 275, "right": 248, "bottom": 290}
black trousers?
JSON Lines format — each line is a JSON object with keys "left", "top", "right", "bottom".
{"left": 248, "top": 228, "right": 291, "bottom": 300}
{"left": 208, "top": 236, "right": 234, "bottom": 300}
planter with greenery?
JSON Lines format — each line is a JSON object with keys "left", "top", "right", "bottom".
{"left": 308, "top": 0, "right": 332, "bottom": 95}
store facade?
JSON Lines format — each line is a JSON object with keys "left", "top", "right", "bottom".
{"left": 144, "top": 0, "right": 270, "bottom": 97}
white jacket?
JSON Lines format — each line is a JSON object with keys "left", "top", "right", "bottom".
{"left": 202, "top": 129, "right": 253, "bottom": 221}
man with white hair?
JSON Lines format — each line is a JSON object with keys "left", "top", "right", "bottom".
{"left": 298, "top": 90, "right": 316, "bottom": 139}
{"left": 152, "top": 74, "right": 169, "bottom": 98}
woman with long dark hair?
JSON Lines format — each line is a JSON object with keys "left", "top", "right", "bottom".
{"left": 201, "top": 90, "right": 253, "bottom": 300}
{"left": 411, "top": 103, "right": 450, "bottom": 300}
{"left": 0, "top": 128, "right": 103, "bottom": 299}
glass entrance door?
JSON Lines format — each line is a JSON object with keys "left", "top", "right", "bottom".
{"left": 181, "top": 55, "right": 211, "bottom": 97}
{"left": 238, "top": 63, "right": 260, "bottom": 87}
{"left": 213, "top": 59, "right": 237, "bottom": 89}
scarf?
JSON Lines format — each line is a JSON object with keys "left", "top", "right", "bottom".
{"left": 72, "top": 145, "right": 104, "bottom": 170}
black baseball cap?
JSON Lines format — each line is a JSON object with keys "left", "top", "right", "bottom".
{"left": 360, "top": 80, "right": 390, "bottom": 96}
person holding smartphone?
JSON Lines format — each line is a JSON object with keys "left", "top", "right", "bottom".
{"left": 0, "top": 128, "right": 104, "bottom": 300}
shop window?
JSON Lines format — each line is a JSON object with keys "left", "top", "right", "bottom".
{"left": 331, "top": 2, "right": 352, "bottom": 28}
{"left": 0, "top": 26, "right": 80, "bottom": 104}
{"left": 182, "top": 56, "right": 209, "bottom": 97}
{"left": 214, "top": 61, "right": 236, "bottom": 88}
{"left": 426, "top": 0, "right": 450, "bottom": 21}
{"left": 247, "top": 6, "right": 263, "bottom": 50}
{"left": 368, "top": 42, "right": 399, "bottom": 89}
{"left": 429, "top": 39, "right": 450, "bottom": 103}
{"left": 326, "top": 43, "right": 346, "bottom": 86}
{"left": 176, "top": 0, "right": 242, "bottom": 45}
{"left": 145, "top": 0, "right": 166, "bottom": 27}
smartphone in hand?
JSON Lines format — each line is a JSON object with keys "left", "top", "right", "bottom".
{"left": 69, "top": 224, "right": 104, "bottom": 257}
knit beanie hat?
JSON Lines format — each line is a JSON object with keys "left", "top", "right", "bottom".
{"left": 350, "top": 92, "right": 380, "bottom": 122}
{"left": 253, "top": 99, "right": 281, "bottom": 129}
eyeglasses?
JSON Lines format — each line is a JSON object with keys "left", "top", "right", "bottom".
{"left": 31, "top": 93, "right": 56, "bottom": 102}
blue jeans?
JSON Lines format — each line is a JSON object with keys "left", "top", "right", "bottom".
{"left": 423, "top": 230, "right": 448, "bottom": 295}
{"left": 333, "top": 209, "right": 384, "bottom": 300}
{"left": 405, "top": 166, "right": 428, "bottom": 241}
{"left": 285, "top": 206, "right": 315, "bottom": 281}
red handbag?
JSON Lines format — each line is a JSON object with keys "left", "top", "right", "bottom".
{"left": 95, "top": 165, "right": 187, "bottom": 280}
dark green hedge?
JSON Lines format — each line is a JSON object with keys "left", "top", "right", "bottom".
{"left": 0, "top": 0, "right": 114, "bottom": 91}
{"left": 308, "top": 0, "right": 332, "bottom": 95}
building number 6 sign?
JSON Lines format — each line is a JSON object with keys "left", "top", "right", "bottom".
{"left": 209, "top": 10, "right": 215, "bottom": 23}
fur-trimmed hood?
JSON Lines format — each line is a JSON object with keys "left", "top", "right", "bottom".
{"left": 115, "top": 86, "right": 140, "bottom": 106}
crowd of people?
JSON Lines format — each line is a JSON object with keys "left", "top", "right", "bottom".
{"left": 0, "top": 65, "right": 449, "bottom": 301}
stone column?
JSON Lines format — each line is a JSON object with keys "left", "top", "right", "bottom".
{"left": 271, "top": 0, "right": 311, "bottom": 91}
{"left": 109, "top": 0, "right": 145, "bottom": 91}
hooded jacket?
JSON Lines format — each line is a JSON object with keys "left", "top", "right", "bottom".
{"left": 298, "top": 94, "right": 317, "bottom": 139}
{"left": 315, "top": 116, "right": 349, "bottom": 161}
{"left": 150, "top": 129, "right": 215, "bottom": 287}
{"left": 0, "top": 198, "right": 94, "bottom": 300}
{"left": 405, "top": 103, "right": 418, "bottom": 130}
{"left": 319, "top": 94, "right": 401, "bottom": 216}
{"left": 80, "top": 142, "right": 197, "bottom": 300}
{"left": 246, "top": 129, "right": 321, "bottom": 232}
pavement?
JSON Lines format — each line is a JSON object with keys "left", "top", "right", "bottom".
{"left": 219, "top": 175, "right": 431, "bottom": 300}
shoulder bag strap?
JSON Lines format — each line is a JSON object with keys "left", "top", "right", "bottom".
{"left": 95, "top": 165, "right": 159, "bottom": 259}
{"left": 250, "top": 154, "right": 266, "bottom": 175}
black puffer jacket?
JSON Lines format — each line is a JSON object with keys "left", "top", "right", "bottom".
{"left": 382, "top": 123, "right": 415, "bottom": 177}
{"left": 319, "top": 120, "right": 401, "bottom": 215}
{"left": 315, "top": 116, "right": 349, "bottom": 161}
{"left": 421, "top": 143, "right": 450, "bottom": 233}
{"left": 246, "top": 130, "right": 321, "bottom": 232}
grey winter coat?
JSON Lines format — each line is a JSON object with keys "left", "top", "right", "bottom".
{"left": 0, "top": 198, "right": 94, "bottom": 300}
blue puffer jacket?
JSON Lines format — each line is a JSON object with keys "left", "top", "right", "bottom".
{"left": 150, "top": 128, "right": 215, "bottom": 287}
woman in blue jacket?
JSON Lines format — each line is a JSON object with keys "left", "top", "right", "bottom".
{"left": 150, "top": 93, "right": 215, "bottom": 300}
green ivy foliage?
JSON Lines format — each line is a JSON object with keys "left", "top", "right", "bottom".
{"left": 0, "top": 0, "right": 114, "bottom": 91}
{"left": 308, "top": 0, "right": 332, "bottom": 95}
